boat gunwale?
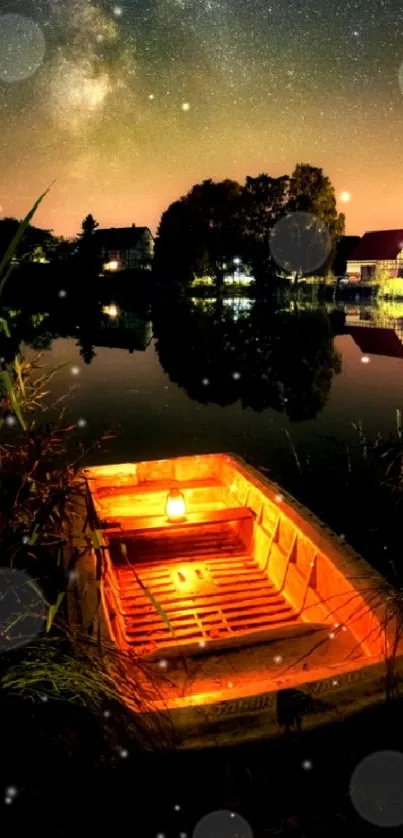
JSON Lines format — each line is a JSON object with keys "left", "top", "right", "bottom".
{"left": 80, "top": 452, "right": 402, "bottom": 668}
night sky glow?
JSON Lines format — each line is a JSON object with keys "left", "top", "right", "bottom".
{"left": 1, "top": 0, "right": 403, "bottom": 238}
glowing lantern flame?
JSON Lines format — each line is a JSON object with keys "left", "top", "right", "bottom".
{"left": 166, "top": 488, "right": 186, "bottom": 521}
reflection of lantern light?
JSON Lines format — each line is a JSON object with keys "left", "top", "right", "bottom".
{"left": 166, "top": 488, "right": 186, "bottom": 521}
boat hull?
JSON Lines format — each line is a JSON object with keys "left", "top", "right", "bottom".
{"left": 67, "top": 453, "right": 403, "bottom": 748}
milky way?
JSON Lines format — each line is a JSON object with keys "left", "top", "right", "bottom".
{"left": 1, "top": 0, "right": 403, "bottom": 237}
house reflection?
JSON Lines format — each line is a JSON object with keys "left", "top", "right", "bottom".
{"left": 345, "top": 301, "right": 403, "bottom": 360}
{"left": 95, "top": 308, "right": 153, "bottom": 352}
{"left": 1, "top": 304, "right": 153, "bottom": 362}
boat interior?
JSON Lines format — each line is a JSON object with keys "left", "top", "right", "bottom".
{"left": 83, "top": 453, "right": 387, "bottom": 697}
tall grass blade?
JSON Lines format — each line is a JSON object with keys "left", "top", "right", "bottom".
{"left": 14, "top": 356, "right": 25, "bottom": 398}
{"left": 0, "top": 318, "right": 11, "bottom": 337}
{"left": 1, "top": 367, "right": 26, "bottom": 429}
{"left": 46, "top": 592, "right": 65, "bottom": 632}
{"left": 0, "top": 186, "right": 53, "bottom": 299}
{"left": 120, "top": 542, "right": 175, "bottom": 636}
{"left": 283, "top": 428, "right": 302, "bottom": 474}
{"left": 396, "top": 408, "right": 402, "bottom": 442}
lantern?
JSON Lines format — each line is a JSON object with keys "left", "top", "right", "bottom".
{"left": 165, "top": 488, "right": 186, "bottom": 521}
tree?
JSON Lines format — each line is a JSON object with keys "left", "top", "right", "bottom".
{"left": 286, "top": 164, "right": 345, "bottom": 279}
{"left": 154, "top": 179, "right": 244, "bottom": 294}
{"left": 240, "top": 174, "right": 290, "bottom": 282}
{"left": 0, "top": 218, "right": 59, "bottom": 263}
{"left": 79, "top": 214, "right": 99, "bottom": 240}
{"left": 51, "top": 238, "right": 76, "bottom": 262}
{"left": 155, "top": 164, "right": 345, "bottom": 293}
{"left": 76, "top": 214, "right": 101, "bottom": 273}
{"left": 153, "top": 200, "right": 196, "bottom": 289}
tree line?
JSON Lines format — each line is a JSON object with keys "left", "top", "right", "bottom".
{"left": 154, "top": 163, "right": 345, "bottom": 291}
{"left": 0, "top": 162, "right": 345, "bottom": 291}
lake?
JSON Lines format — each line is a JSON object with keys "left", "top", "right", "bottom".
{"left": 8, "top": 296, "right": 403, "bottom": 484}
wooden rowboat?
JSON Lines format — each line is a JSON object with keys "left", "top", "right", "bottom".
{"left": 72, "top": 453, "right": 403, "bottom": 748}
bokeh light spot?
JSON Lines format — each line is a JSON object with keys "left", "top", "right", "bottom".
{"left": 0, "top": 14, "right": 46, "bottom": 83}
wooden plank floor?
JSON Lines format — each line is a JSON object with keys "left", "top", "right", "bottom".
{"left": 105, "top": 525, "right": 300, "bottom": 656}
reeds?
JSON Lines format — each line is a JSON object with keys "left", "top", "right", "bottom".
{"left": 0, "top": 193, "right": 179, "bottom": 749}
{"left": 0, "top": 629, "right": 176, "bottom": 749}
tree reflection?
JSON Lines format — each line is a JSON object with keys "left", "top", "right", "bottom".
{"left": 153, "top": 298, "right": 342, "bottom": 420}
{"left": 0, "top": 301, "right": 152, "bottom": 365}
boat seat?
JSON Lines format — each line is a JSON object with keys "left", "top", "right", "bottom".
{"left": 100, "top": 506, "right": 255, "bottom": 535}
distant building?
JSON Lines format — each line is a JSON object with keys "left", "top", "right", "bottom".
{"left": 93, "top": 224, "right": 154, "bottom": 272}
{"left": 346, "top": 230, "right": 403, "bottom": 283}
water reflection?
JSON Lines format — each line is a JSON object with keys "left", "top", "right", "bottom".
{"left": 152, "top": 297, "right": 342, "bottom": 420}
{"left": 344, "top": 301, "right": 403, "bottom": 359}
{"left": 191, "top": 296, "right": 254, "bottom": 320}
{"left": 1, "top": 302, "right": 153, "bottom": 365}
{"left": 1, "top": 296, "right": 345, "bottom": 422}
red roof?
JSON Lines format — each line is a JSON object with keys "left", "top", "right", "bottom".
{"left": 349, "top": 230, "right": 403, "bottom": 261}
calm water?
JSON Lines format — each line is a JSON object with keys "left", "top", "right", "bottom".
{"left": 10, "top": 296, "right": 403, "bottom": 485}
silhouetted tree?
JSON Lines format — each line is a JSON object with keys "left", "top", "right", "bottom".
{"left": 240, "top": 173, "right": 290, "bottom": 284}
{"left": 79, "top": 214, "right": 99, "bottom": 240}
{"left": 76, "top": 214, "right": 101, "bottom": 275}
{"left": 0, "top": 218, "right": 58, "bottom": 263}
{"left": 154, "top": 179, "right": 244, "bottom": 294}
{"left": 155, "top": 165, "right": 344, "bottom": 294}
{"left": 286, "top": 164, "right": 345, "bottom": 279}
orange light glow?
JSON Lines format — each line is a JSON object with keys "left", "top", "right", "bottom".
{"left": 81, "top": 452, "right": 403, "bottom": 743}
{"left": 175, "top": 566, "right": 194, "bottom": 591}
{"left": 104, "top": 260, "right": 119, "bottom": 272}
{"left": 165, "top": 488, "right": 186, "bottom": 521}
{"left": 102, "top": 304, "right": 119, "bottom": 318}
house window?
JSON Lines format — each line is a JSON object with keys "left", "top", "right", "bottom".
{"left": 361, "top": 264, "right": 376, "bottom": 282}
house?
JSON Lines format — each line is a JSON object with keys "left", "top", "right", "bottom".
{"left": 93, "top": 225, "right": 154, "bottom": 272}
{"left": 346, "top": 230, "right": 403, "bottom": 283}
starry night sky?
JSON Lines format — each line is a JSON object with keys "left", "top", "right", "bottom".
{"left": 0, "top": 0, "right": 402, "bottom": 238}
